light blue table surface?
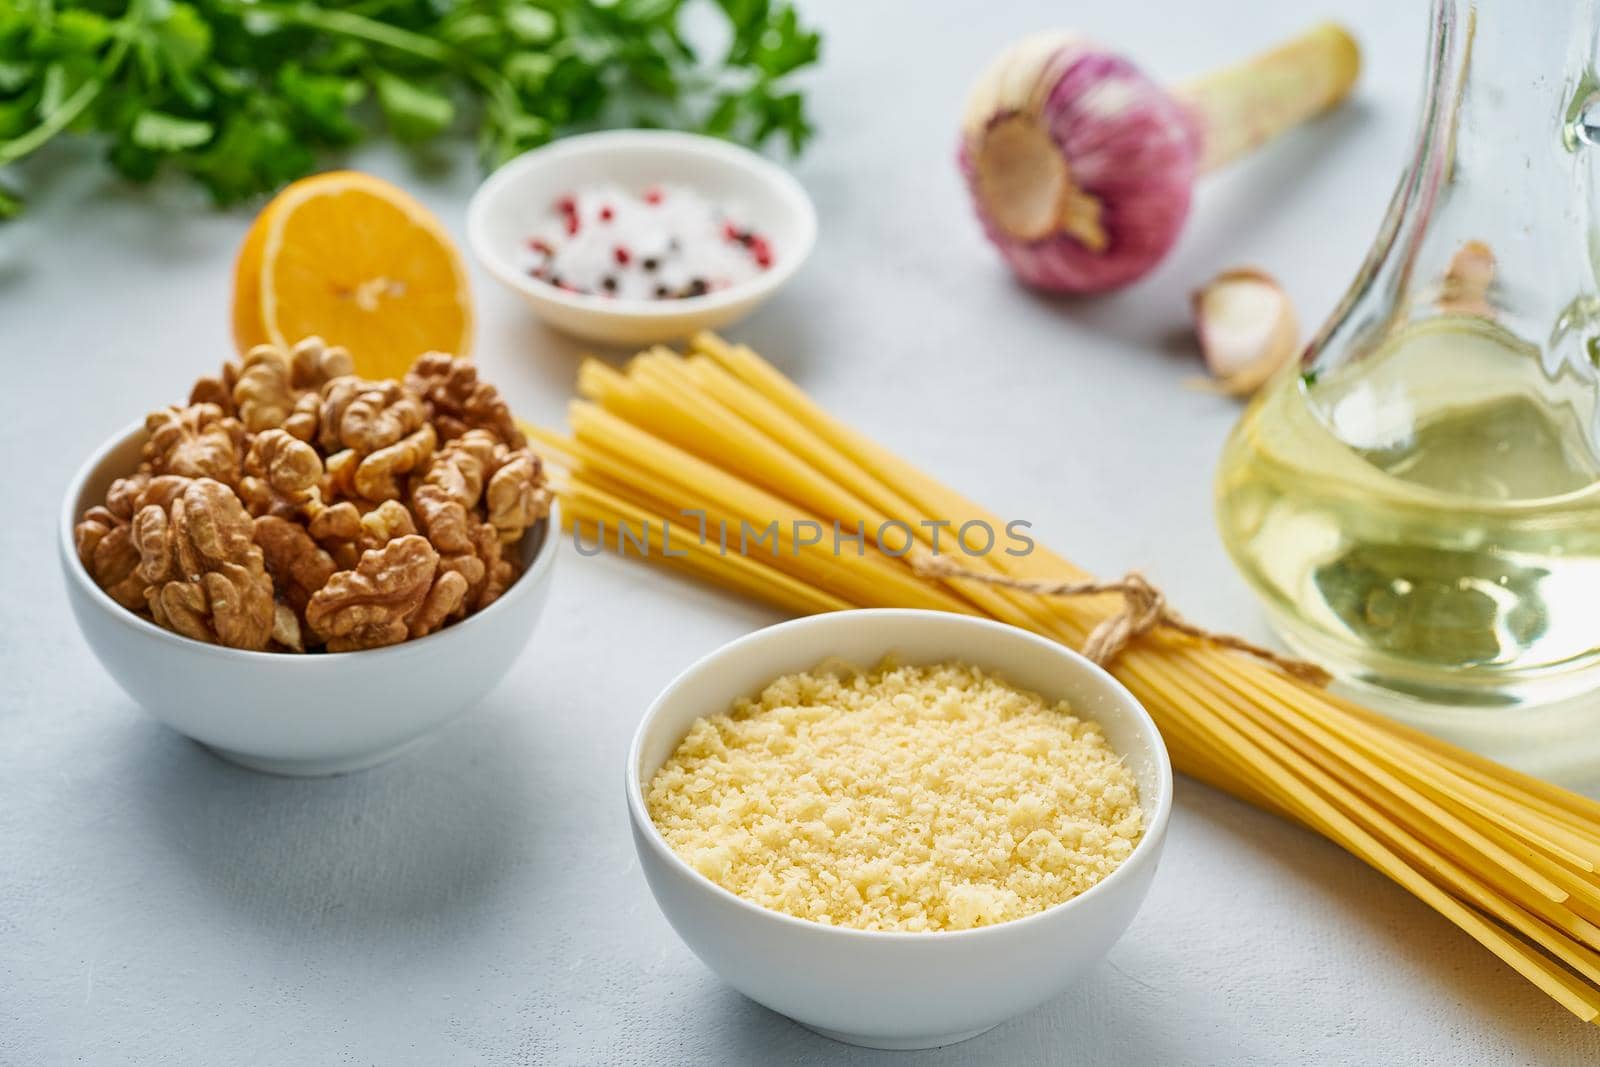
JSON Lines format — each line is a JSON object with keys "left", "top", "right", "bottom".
{"left": 5, "top": 1, "right": 1599, "bottom": 1062}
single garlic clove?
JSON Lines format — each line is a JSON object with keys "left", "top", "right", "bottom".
{"left": 1192, "top": 268, "right": 1300, "bottom": 396}
{"left": 1438, "top": 239, "right": 1496, "bottom": 317}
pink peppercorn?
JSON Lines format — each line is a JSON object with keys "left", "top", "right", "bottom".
{"left": 614, "top": 246, "right": 631, "bottom": 266}
{"left": 599, "top": 205, "right": 614, "bottom": 222}
{"left": 556, "top": 196, "right": 580, "bottom": 236}
{"left": 749, "top": 236, "right": 773, "bottom": 268}
{"left": 642, "top": 187, "right": 664, "bottom": 205}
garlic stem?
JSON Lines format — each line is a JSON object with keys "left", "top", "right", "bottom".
{"left": 1178, "top": 22, "right": 1361, "bottom": 173}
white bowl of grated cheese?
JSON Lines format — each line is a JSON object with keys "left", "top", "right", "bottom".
{"left": 626, "top": 609, "right": 1173, "bottom": 1051}
{"left": 468, "top": 130, "right": 816, "bottom": 346}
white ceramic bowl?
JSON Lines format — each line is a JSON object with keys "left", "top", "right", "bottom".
{"left": 60, "top": 423, "right": 559, "bottom": 777}
{"left": 467, "top": 130, "right": 816, "bottom": 346}
{"left": 626, "top": 609, "right": 1174, "bottom": 1050}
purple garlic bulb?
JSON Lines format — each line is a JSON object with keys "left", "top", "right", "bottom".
{"left": 959, "top": 25, "right": 1360, "bottom": 294}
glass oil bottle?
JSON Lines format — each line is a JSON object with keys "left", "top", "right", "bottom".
{"left": 1216, "top": 0, "right": 1600, "bottom": 708}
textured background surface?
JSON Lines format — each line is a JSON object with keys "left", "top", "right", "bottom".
{"left": 5, "top": 0, "right": 1600, "bottom": 1063}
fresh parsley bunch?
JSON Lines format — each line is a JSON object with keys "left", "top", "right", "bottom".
{"left": 0, "top": 0, "right": 821, "bottom": 218}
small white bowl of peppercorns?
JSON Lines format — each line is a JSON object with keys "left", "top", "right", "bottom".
{"left": 468, "top": 129, "right": 816, "bottom": 346}
{"left": 59, "top": 338, "right": 559, "bottom": 776}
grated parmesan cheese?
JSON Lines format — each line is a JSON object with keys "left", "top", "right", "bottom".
{"left": 645, "top": 658, "right": 1144, "bottom": 932}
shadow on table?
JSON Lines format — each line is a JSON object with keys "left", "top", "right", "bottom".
{"left": 699, "top": 974, "right": 1201, "bottom": 1067}
{"left": 1189, "top": 778, "right": 1600, "bottom": 1061}
{"left": 694, "top": 953, "right": 1203, "bottom": 1062}
{"left": 116, "top": 703, "right": 534, "bottom": 940}
{"left": 495, "top": 283, "right": 827, "bottom": 400}
{"left": 0, "top": 137, "right": 258, "bottom": 291}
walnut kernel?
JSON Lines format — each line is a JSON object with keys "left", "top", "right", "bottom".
{"left": 143, "top": 404, "right": 246, "bottom": 485}
{"left": 77, "top": 341, "right": 548, "bottom": 653}
{"left": 133, "top": 479, "right": 276, "bottom": 650}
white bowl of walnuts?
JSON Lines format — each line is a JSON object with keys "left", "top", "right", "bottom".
{"left": 59, "top": 338, "right": 558, "bottom": 776}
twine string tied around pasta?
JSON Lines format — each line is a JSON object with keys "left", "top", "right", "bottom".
{"left": 914, "top": 555, "right": 1332, "bottom": 687}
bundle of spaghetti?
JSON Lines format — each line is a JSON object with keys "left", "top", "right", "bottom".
{"left": 527, "top": 333, "right": 1600, "bottom": 1022}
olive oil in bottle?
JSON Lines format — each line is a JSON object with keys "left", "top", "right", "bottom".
{"left": 1215, "top": 316, "right": 1600, "bottom": 706}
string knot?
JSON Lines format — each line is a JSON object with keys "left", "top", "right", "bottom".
{"left": 912, "top": 555, "right": 1331, "bottom": 687}
{"left": 1080, "top": 571, "right": 1165, "bottom": 667}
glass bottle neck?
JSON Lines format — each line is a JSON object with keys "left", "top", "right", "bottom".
{"left": 1306, "top": 0, "right": 1600, "bottom": 382}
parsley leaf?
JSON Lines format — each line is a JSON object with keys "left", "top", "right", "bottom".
{"left": 131, "top": 110, "right": 213, "bottom": 150}
{"left": 0, "top": 0, "right": 821, "bottom": 217}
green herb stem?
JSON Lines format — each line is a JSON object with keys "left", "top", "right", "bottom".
{"left": 221, "top": 2, "right": 455, "bottom": 66}
{"left": 0, "top": 33, "right": 131, "bottom": 167}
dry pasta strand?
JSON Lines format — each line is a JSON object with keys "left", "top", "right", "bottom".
{"left": 529, "top": 334, "right": 1600, "bottom": 1025}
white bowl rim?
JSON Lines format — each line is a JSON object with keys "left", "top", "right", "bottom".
{"left": 60, "top": 419, "right": 560, "bottom": 664}
{"left": 466, "top": 129, "right": 817, "bottom": 320}
{"left": 626, "top": 608, "right": 1175, "bottom": 943}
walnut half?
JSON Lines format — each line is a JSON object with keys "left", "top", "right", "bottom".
{"left": 76, "top": 506, "right": 147, "bottom": 611}
{"left": 319, "top": 377, "right": 426, "bottom": 455}
{"left": 143, "top": 404, "right": 246, "bottom": 486}
{"left": 240, "top": 428, "right": 324, "bottom": 517}
{"left": 486, "top": 448, "right": 552, "bottom": 546}
{"left": 405, "top": 354, "right": 525, "bottom": 447}
{"left": 132, "top": 478, "right": 277, "bottom": 650}
{"left": 305, "top": 535, "right": 467, "bottom": 652}
{"left": 234, "top": 344, "right": 297, "bottom": 433}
